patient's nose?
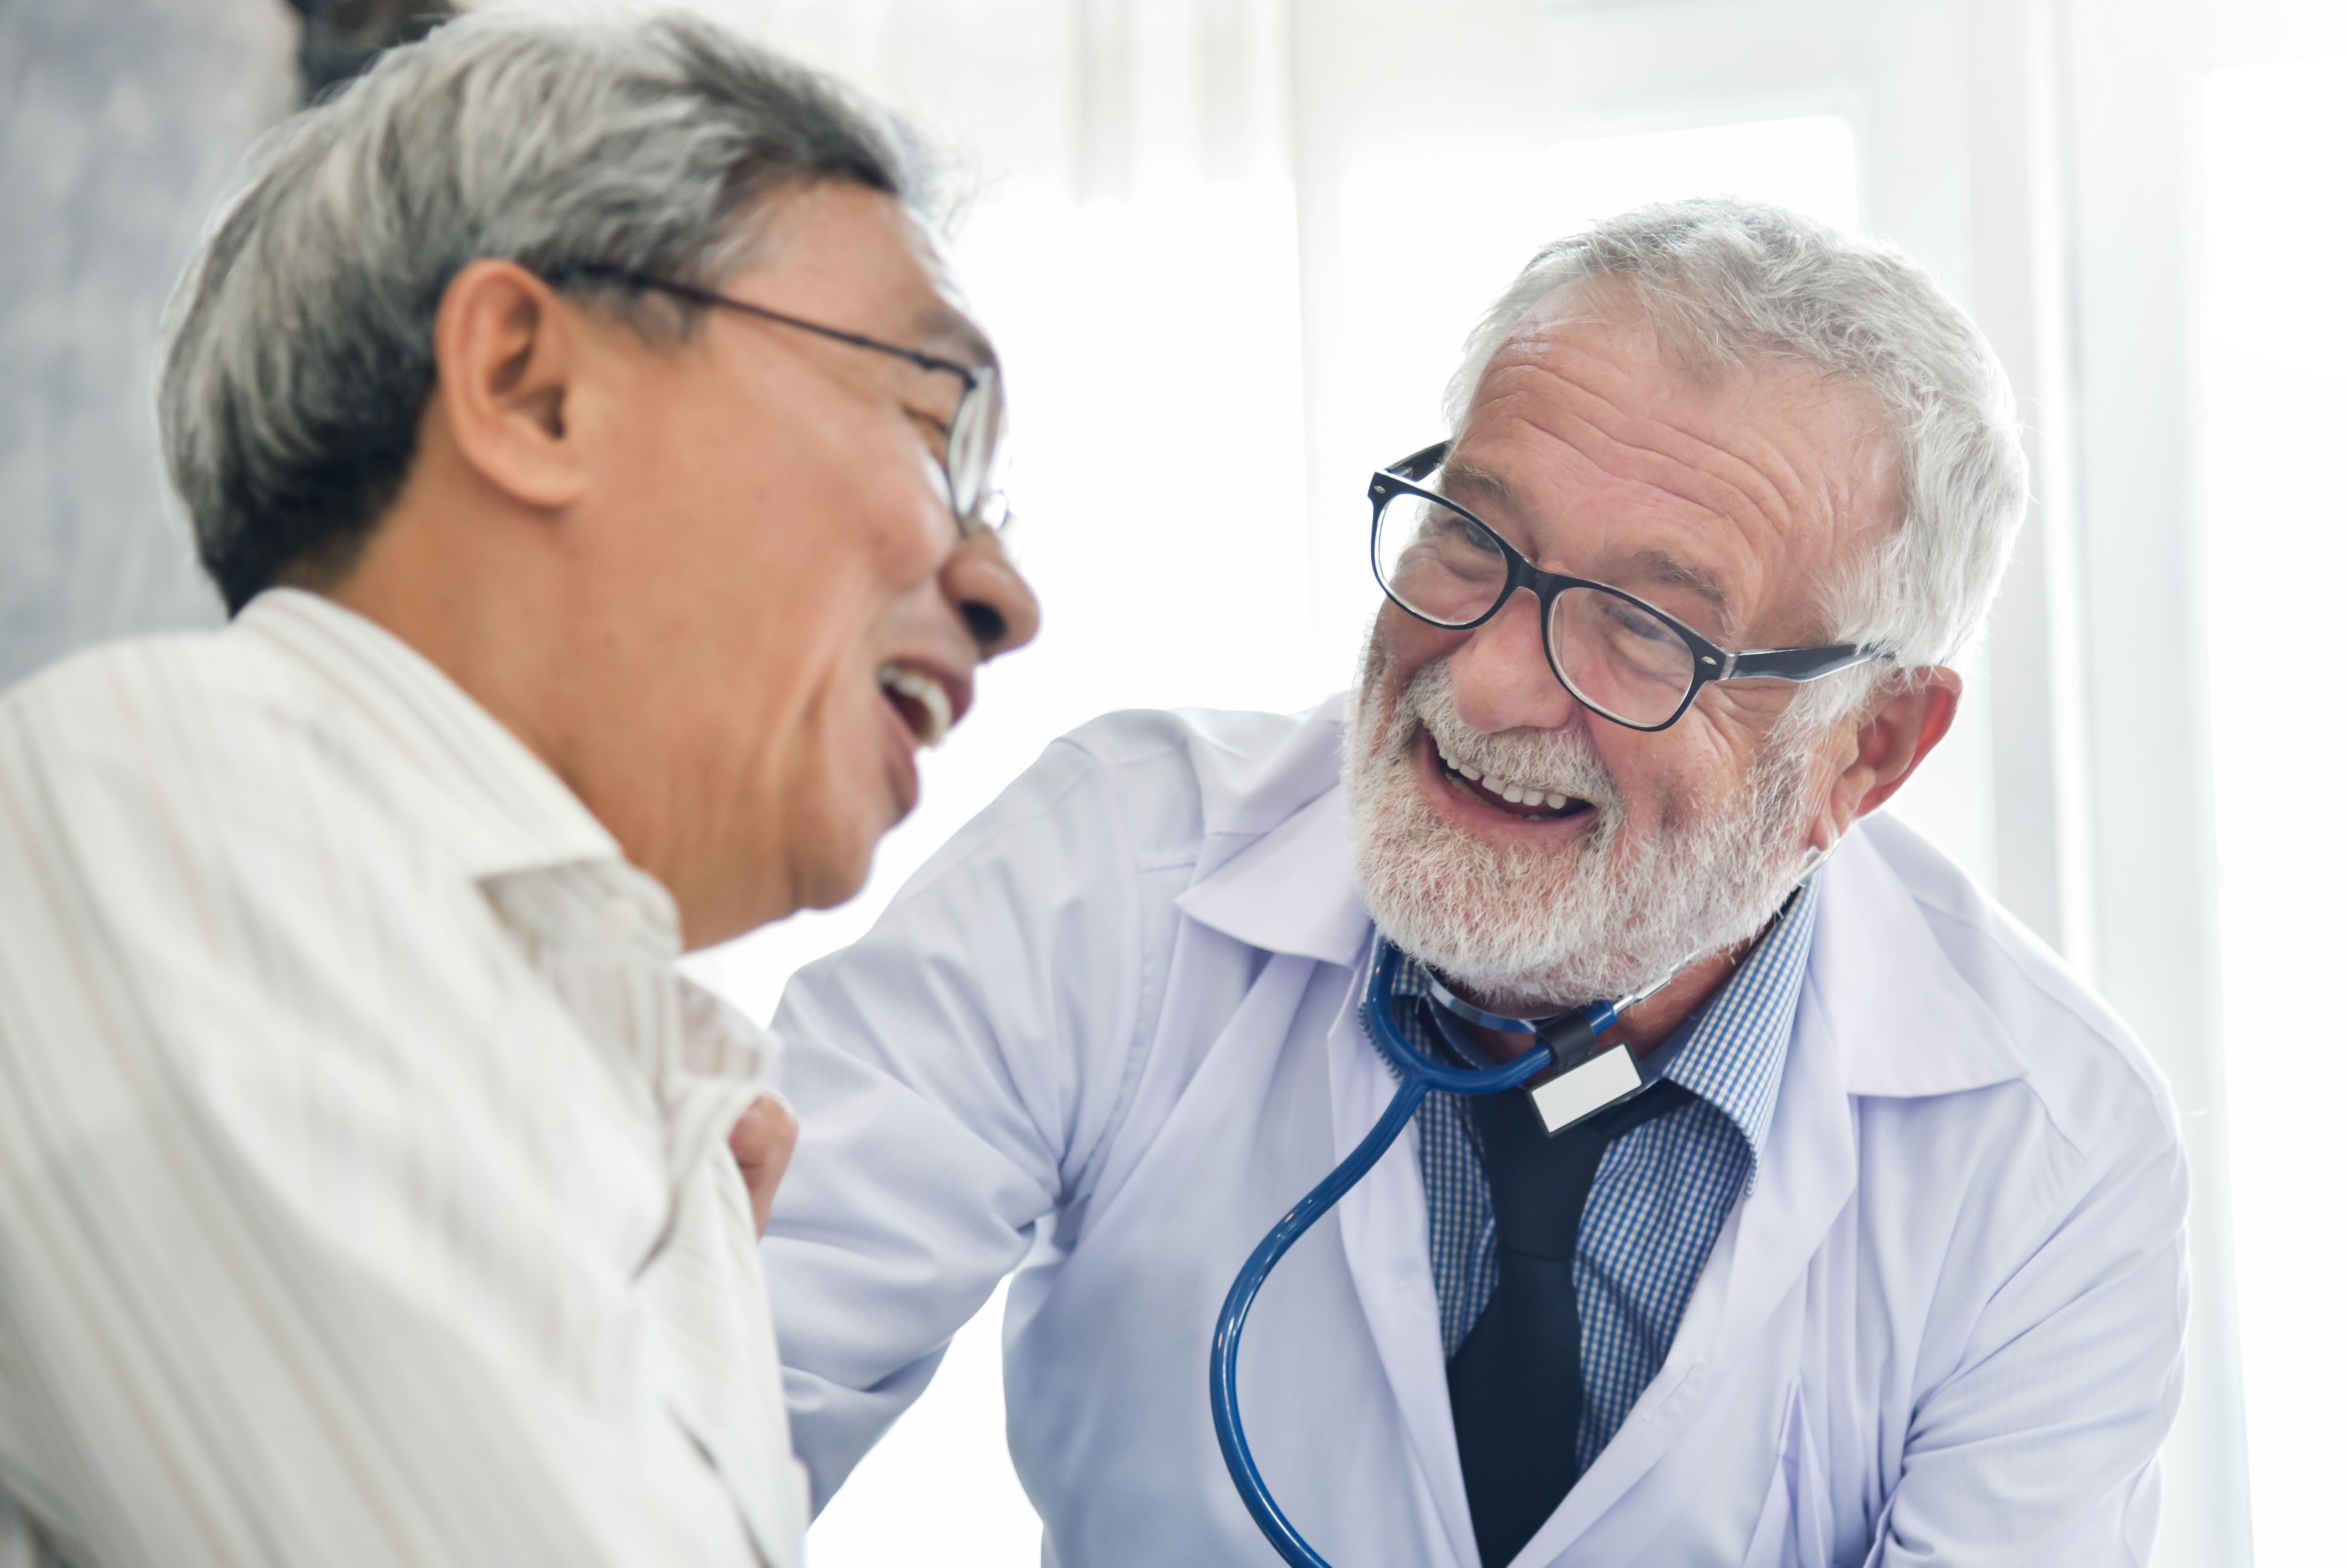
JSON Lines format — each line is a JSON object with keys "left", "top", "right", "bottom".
{"left": 944, "top": 527, "right": 1041, "bottom": 658}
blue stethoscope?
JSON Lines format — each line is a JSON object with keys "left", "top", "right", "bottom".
{"left": 1204, "top": 831, "right": 1837, "bottom": 1568}
{"left": 1206, "top": 936, "right": 1681, "bottom": 1568}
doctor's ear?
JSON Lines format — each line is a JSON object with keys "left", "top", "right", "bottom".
{"left": 430, "top": 258, "right": 591, "bottom": 512}
{"left": 1814, "top": 668, "right": 1962, "bottom": 845}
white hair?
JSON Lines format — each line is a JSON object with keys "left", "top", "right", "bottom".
{"left": 159, "top": 6, "right": 928, "bottom": 612}
{"left": 1444, "top": 198, "right": 2027, "bottom": 704}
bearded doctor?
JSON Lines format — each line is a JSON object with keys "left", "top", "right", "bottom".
{"left": 760, "top": 198, "right": 2187, "bottom": 1568}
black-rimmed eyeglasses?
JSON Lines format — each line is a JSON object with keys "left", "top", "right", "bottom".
{"left": 1370, "top": 441, "right": 1889, "bottom": 732}
{"left": 564, "top": 265, "right": 1006, "bottom": 535}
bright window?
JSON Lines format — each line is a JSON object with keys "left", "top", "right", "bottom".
{"left": 2200, "top": 54, "right": 2348, "bottom": 1568}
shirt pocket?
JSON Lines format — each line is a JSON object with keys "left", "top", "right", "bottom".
{"left": 1738, "top": 1383, "right": 1834, "bottom": 1568}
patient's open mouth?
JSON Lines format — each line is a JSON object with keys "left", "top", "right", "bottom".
{"left": 878, "top": 662, "right": 952, "bottom": 749}
{"left": 1429, "top": 735, "right": 1594, "bottom": 822}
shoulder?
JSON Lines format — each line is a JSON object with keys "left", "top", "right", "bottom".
{"left": 3, "top": 615, "right": 423, "bottom": 807}
{"left": 0, "top": 626, "right": 456, "bottom": 973}
{"left": 905, "top": 697, "right": 1349, "bottom": 896}
{"left": 0, "top": 626, "right": 364, "bottom": 839}
{"left": 1055, "top": 695, "right": 1348, "bottom": 838}
{"left": 3, "top": 623, "right": 318, "bottom": 745}
{"left": 1834, "top": 814, "right": 2179, "bottom": 1166}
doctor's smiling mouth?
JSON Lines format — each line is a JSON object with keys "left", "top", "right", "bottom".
{"left": 1421, "top": 728, "right": 1600, "bottom": 830}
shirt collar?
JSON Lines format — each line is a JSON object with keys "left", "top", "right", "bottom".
{"left": 1644, "top": 881, "right": 1815, "bottom": 1169}
{"left": 1383, "top": 881, "right": 1815, "bottom": 1180}
{"left": 231, "top": 588, "right": 622, "bottom": 881}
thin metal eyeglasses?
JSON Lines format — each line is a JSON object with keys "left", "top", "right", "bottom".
{"left": 564, "top": 264, "right": 1006, "bottom": 534}
{"left": 1370, "top": 440, "right": 1889, "bottom": 732}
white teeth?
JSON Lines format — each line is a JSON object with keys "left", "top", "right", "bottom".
{"left": 878, "top": 663, "right": 952, "bottom": 749}
{"left": 1437, "top": 742, "right": 1573, "bottom": 811}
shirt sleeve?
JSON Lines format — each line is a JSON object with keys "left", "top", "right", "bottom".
{"left": 0, "top": 668, "right": 770, "bottom": 1568}
{"left": 762, "top": 735, "right": 1172, "bottom": 1509}
{"left": 1866, "top": 1098, "right": 2190, "bottom": 1567}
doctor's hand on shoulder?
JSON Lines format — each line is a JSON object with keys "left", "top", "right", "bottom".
{"left": 731, "top": 1092, "right": 800, "bottom": 1238}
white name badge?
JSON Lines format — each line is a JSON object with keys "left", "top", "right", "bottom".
{"left": 1527, "top": 1044, "right": 1645, "bottom": 1135}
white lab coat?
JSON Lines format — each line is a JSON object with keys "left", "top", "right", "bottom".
{"left": 763, "top": 697, "right": 2188, "bottom": 1568}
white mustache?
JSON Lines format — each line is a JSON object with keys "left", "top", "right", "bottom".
{"left": 1398, "top": 663, "right": 1623, "bottom": 819}
{"left": 1347, "top": 648, "right": 1818, "bottom": 1012}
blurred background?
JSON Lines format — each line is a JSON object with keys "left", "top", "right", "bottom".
{"left": 4, "top": 0, "right": 2342, "bottom": 1561}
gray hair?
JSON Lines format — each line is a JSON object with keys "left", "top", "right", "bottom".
{"left": 160, "top": 7, "right": 929, "bottom": 612}
{"left": 1444, "top": 198, "right": 2026, "bottom": 692}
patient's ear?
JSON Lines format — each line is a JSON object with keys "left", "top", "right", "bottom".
{"left": 432, "top": 259, "right": 590, "bottom": 511}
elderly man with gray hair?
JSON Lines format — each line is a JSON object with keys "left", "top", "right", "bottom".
{"left": 762, "top": 200, "right": 2187, "bottom": 1567}
{"left": 0, "top": 10, "right": 1034, "bottom": 1568}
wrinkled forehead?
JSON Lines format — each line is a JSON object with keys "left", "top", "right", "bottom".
{"left": 1459, "top": 282, "right": 1899, "bottom": 632}
{"left": 1474, "top": 278, "right": 1888, "bottom": 462}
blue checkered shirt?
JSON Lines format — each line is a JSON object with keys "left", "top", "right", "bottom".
{"left": 1386, "top": 882, "right": 1816, "bottom": 1474}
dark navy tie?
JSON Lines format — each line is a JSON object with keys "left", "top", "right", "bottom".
{"left": 1446, "top": 1075, "right": 1694, "bottom": 1568}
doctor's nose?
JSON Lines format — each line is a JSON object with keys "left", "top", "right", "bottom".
{"left": 1446, "top": 587, "right": 1582, "bottom": 736}
{"left": 942, "top": 526, "right": 1041, "bottom": 660}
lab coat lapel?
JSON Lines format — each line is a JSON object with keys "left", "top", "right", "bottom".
{"left": 1512, "top": 977, "right": 1858, "bottom": 1565}
{"left": 1175, "top": 782, "right": 1368, "bottom": 968}
{"left": 1515, "top": 822, "right": 2025, "bottom": 1565}
{"left": 1177, "top": 780, "right": 1479, "bottom": 1568}
{"left": 1323, "top": 961, "right": 1483, "bottom": 1568}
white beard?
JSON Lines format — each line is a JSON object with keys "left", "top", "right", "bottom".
{"left": 1343, "top": 645, "right": 1822, "bottom": 1014}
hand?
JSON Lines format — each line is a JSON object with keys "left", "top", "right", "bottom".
{"left": 728, "top": 1091, "right": 798, "bottom": 1238}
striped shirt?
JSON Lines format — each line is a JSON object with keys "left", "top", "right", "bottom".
{"left": 1390, "top": 882, "right": 1815, "bottom": 1473}
{"left": 0, "top": 591, "right": 805, "bottom": 1568}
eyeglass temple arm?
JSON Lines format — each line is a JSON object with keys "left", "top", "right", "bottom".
{"left": 1380, "top": 440, "right": 1452, "bottom": 487}
{"left": 1720, "top": 645, "right": 1893, "bottom": 682}
{"left": 560, "top": 264, "right": 981, "bottom": 386}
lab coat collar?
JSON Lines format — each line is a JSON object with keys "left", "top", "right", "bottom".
{"left": 1189, "top": 690, "right": 1356, "bottom": 846}
{"left": 1802, "top": 820, "right": 2031, "bottom": 1100}
{"left": 1173, "top": 700, "right": 1369, "bottom": 967}
{"left": 1178, "top": 711, "right": 2029, "bottom": 1102}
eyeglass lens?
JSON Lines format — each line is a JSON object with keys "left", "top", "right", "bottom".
{"left": 944, "top": 367, "right": 1005, "bottom": 529}
{"left": 1371, "top": 488, "right": 1698, "bottom": 727}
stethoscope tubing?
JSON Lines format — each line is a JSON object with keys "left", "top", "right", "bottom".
{"left": 1206, "top": 942, "right": 1587, "bottom": 1568}
{"left": 1210, "top": 859, "right": 1825, "bottom": 1565}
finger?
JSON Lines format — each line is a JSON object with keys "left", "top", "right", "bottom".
{"left": 728, "top": 1093, "right": 799, "bottom": 1237}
